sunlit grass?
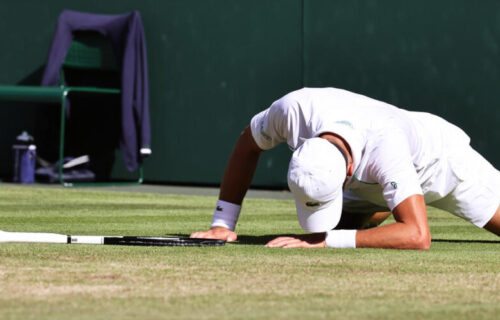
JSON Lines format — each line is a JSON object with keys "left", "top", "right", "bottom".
{"left": 0, "top": 185, "right": 498, "bottom": 320}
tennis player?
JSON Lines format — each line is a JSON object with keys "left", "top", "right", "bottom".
{"left": 191, "top": 88, "right": 500, "bottom": 249}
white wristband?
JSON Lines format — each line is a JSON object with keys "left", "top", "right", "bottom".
{"left": 210, "top": 200, "right": 242, "bottom": 231}
{"left": 325, "top": 230, "right": 357, "bottom": 248}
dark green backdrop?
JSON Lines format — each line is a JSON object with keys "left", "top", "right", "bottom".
{"left": 1, "top": 0, "right": 499, "bottom": 187}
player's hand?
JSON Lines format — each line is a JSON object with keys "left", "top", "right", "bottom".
{"left": 190, "top": 226, "right": 238, "bottom": 242}
{"left": 265, "top": 233, "right": 327, "bottom": 248}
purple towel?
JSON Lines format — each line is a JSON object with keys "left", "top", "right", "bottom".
{"left": 41, "top": 9, "right": 150, "bottom": 172}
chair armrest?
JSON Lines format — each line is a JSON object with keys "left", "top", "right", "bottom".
{"left": 66, "top": 86, "right": 120, "bottom": 95}
{"left": 0, "top": 85, "right": 64, "bottom": 103}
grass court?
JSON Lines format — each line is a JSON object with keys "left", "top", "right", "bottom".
{"left": 0, "top": 185, "right": 499, "bottom": 319}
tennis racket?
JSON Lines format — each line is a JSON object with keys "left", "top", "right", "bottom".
{"left": 0, "top": 230, "right": 225, "bottom": 247}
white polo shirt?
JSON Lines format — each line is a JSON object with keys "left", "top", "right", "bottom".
{"left": 250, "top": 87, "right": 471, "bottom": 211}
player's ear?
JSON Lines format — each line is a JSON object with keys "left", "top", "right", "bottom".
{"left": 346, "top": 162, "right": 354, "bottom": 177}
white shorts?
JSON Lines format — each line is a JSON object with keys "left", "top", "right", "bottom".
{"left": 429, "top": 145, "right": 500, "bottom": 228}
{"left": 343, "top": 145, "right": 500, "bottom": 228}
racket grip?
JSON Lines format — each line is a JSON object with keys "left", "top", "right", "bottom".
{"left": 0, "top": 230, "right": 67, "bottom": 243}
{"left": 68, "top": 236, "right": 105, "bottom": 244}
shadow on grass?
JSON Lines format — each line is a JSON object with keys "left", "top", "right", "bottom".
{"left": 432, "top": 239, "right": 500, "bottom": 244}
{"left": 167, "top": 233, "right": 298, "bottom": 245}
{"left": 168, "top": 234, "right": 500, "bottom": 245}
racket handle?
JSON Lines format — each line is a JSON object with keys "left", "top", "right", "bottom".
{"left": 0, "top": 230, "right": 67, "bottom": 243}
{"left": 68, "top": 236, "right": 105, "bottom": 244}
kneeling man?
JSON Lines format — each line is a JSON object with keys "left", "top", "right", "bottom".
{"left": 191, "top": 88, "right": 500, "bottom": 249}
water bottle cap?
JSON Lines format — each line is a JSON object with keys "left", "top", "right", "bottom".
{"left": 16, "top": 131, "right": 34, "bottom": 143}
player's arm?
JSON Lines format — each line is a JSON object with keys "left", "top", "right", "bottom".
{"left": 353, "top": 131, "right": 431, "bottom": 249}
{"left": 190, "top": 126, "right": 263, "bottom": 241}
{"left": 355, "top": 194, "right": 430, "bottom": 249}
{"left": 266, "top": 194, "right": 430, "bottom": 249}
{"left": 218, "top": 125, "right": 263, "bottom": 205}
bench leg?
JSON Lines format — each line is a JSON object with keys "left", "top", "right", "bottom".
{"left": 57, "top": 89, "right": 143, "bottom": 187}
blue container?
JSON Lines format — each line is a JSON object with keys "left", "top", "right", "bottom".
{"left": 12, "top": 132, "right": 36, "bottom": 183}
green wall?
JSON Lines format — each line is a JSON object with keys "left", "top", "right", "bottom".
{"left": 1, "top": 0, "right": 499, "bottom": 187}
{"left": 303, "top": 0, "right": 500, "bottom": 166}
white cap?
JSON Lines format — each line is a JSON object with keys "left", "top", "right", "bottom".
{"left": 287, "top": 138, "right": 346, "bottom": 232}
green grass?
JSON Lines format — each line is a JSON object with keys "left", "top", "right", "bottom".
{"left": 0, "top": 185, "right": 499, "bottom": 320}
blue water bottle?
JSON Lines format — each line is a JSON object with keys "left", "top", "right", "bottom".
{"left": 12, "top": 131, "right": 36, "bottom": 183}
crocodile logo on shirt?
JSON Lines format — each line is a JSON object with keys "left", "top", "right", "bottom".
{"left": 335, "top": 120, "right": 354, "bottom": 128}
